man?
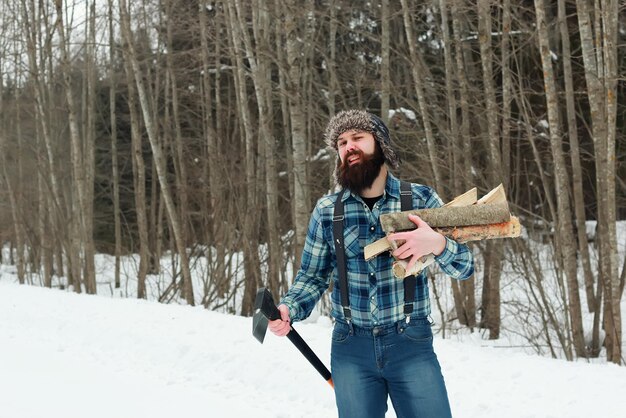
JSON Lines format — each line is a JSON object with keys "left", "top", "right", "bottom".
{"left": 269, "top": 110, "right": 473, "bottom": 418}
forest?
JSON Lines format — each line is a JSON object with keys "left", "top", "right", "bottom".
{"left": 0, "top": 0, "right": 624, "bottom": 364}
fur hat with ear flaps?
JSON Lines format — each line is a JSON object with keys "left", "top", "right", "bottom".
{"left": 324, "top": 109, "right": 400, "bottom": 183}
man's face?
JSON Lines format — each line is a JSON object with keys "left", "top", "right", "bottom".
{"left": 336, "top": 130, "right": 385, "bottom": 193}
{"left": 337, "top": 130, "right": 376, "bottom": 164}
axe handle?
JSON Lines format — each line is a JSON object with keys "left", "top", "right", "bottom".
{"left": 287, "top": 327, "right": 334, "bottom": 388}
{"left": 254, "top": 288, "right": 333, "bottom": 388}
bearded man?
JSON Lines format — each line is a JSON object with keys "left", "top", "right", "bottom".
{"left": 269, "top": 110, "right": 474, "bottom": 418}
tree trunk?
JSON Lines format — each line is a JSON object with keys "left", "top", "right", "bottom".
{"left": 199, "top": 0, "right": 229, "bottom": 299}
{"left": 326, "top": 0, "right": 339, "bottom": 189}
{"left": 274, "top": 11, "right": 296, "bottom": 288}
{"left": 149, "top": 156, "right": 161, "bottom": 275}
{"left": 0, "top": 61, "right": 26, "bottom": 285}
{"left": 21, "top": 0, "right": 70, "bottom": 289}
{"left": 226, "top": 0, "right": 261, "bottom": 315}
{"left": 598, "top": 0, "right": 621, "bottom": 364}
{"left": 451, "top": 0, "right": 476, "bottom": 328}
{"left": 451, "top": 0, "right": 473, "bottom": 189}
{"left": 477, "top": 0, "right": 503, "bottom": 340}
{"left": 574, "top": 1, "right": 615, "bottom": 358}
{"left": 119, "top": 0, "right": 194, "bottom": 305}
{"left": 535, "top": 0, "right": 586, "bottom": 358}
{"left": 501, "top": 0, "right": 512, "bottom": 189}
{"left": 476, "top": 0, "right": 502, "bottom": 178}
{"left": 400, "top": 0, "right": 443, "bottom": 192}
{"left": 108, "top": 0, "right": 122, "bottom": 289}
{"left": 284, "top": 0, "right": 310, "bottom": 265}
{"left": 439, "top": 0, "right": 459, "bottom": 194}
{"left": 252, "top": 0, "right": 281, "bottom": 295}
{"left": 165, "top": 0, "right": 190, "bottom": 262}
{"left": 83, "top": 0, "right": 97, "bottom": 294}
{"left": 558, "top": 0, "right": 596, "bottom": 313}
{"left": 380, "top": 0, "right": 390, "bottom": 124}
{"left": 122, "top": 44, "right": 150, "bottom": 300}
{"left": 55, "top": 0, "right": 92, "bottom": 294}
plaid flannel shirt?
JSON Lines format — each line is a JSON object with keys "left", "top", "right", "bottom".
{"left": 281, "top": 173, "right": 474, "bottom": 328}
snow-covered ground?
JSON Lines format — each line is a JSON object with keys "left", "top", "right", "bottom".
{"left": 1, "top": 278, "right": 625, "bottom": 418}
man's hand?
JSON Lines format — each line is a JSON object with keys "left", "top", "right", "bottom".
{"left": 268, "top": 304, "right": 291, "bottom": 337}
{"left": 387, "top": 214, "right": 446, "bottom": 272}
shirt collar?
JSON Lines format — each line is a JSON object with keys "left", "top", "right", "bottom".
{"left": 384, "top": 171, "right": 401, "bottom": 200}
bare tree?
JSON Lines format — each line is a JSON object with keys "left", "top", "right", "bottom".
{"left": 20, "top": 0, "right": 71, "bottom": 288}
{"left": 380, "top": 0, "right": 390, "bottom": 125}
{"left": 557, "top": 0, "right": 596, "bottom": 320}
{"left": 249, "top": 0, "right": 281, "bottom": 295}
{"left": 283, "top": 0, "right": 311, "bottom": 264}
{"left": 534, "top": 0, "right": 585, "bottom": 357}
{"left": 55, "top": 0, "right": 98, "bottom": 294}
{"left": 121, "top": 30, "right": 150, "bottom": 299}
{"left": 451, "top": 0, "right": 473, "bottom": 189}
{"left": 107, "top": 0, "right": 122, "bottom": 289}
{"left": 573, "top": 0, "right": 622, "bottom": 363}
{"left": 438, "top": 0, "right": 476, "bottom": 330}
{"left": 198, "top": 0, "right": 230, "bottom": 301}
{"left": 83, "top": 0, "right": 97, "bottom": 294}
{"left": 164, "top": 0, "right": 190, "bottom": 260}
{"left": 477, "top": 0, "right": 503, "bottom": 339}
{"left": 0, "top": 27, "right": 26, "bottom": 285}
{"left": 119, "top": 0, "right": 195, "bottom": 305}
{"left": 225, "top": 0, "right": 261, "bottom": 315}
{"left": 500, "top": 0, "right": 512, "bottom": 188}
{"left": 400, "top": 0, "right": 443, "bottom": 192}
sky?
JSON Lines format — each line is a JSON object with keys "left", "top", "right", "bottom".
{"left": 1, "top": 275, "right": 625, "bottom": 418}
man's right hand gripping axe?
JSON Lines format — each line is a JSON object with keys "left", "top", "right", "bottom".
{"left": 252, "top": 288, "right": 333, "bottom": 388}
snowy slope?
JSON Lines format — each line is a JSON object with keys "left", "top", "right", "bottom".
{"left": 1, "top": 281, "right": 625, "bottom": 418}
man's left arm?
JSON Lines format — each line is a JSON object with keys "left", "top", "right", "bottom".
{"left": 432, "top": 234, "right": 474, "bottom": 280}
{"left": 424, "top": 186, "right": 474, "bottom": 280}
{"left": 388, "top": 185, "right": 474, "bottom": 280}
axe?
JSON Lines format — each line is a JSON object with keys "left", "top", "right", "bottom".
{"left": 252, "top": 287, "right": 333, "bottom": 388}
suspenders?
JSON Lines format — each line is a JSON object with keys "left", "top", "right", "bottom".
{"left": 332, "top": 181, "right": 417, "bottom": 325}
{"left": 400, "top": 181, "right": 417, "bottom": 319}
{"left": 333, "top": 188, "right": 352, "bottom": 323}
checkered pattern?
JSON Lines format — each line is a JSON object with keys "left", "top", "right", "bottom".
{"left": 281, "top": 173, "right": 474, "bottom": 328}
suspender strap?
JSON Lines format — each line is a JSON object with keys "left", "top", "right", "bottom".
{"left": 333, "top": 182, "right": 417, "bottom": 324}
{"left": 333, "top": 189, "right": 352, "bottom": 323}
{"left": 400, "top": 181, "right": 417, "bottom": 318}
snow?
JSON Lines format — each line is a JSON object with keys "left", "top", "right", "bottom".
{"left": 310, "top": 147, "right": 331, "bottom": 163}
{"left": 537, "top": 119, "right": 549, "bottom": 129}
{"left": 550, "top": 50, "right": 559, "bottom": 62}
{"left": 1, "top": 278, "right": 625, "bottom": 418}
{"left": 388, "top": 107, "right": 417, "bottom": 121}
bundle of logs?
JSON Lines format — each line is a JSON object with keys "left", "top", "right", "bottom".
{"left": 364, "top": 184, "right": 522, "bottom": 278}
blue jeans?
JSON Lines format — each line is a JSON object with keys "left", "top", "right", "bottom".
{"left": 331, "top": 318, "right": 452, "bottom": 418}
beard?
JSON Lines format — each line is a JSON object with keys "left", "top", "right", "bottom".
{"left": 337, "top": 143, "right": 385, "bottom": 193}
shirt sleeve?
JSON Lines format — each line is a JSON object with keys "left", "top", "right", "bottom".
{"left": 422, "top": 186, "right": 475, "bottom": 280}
{"left": 280, "top": 202, "right": 333, "bottom": 322}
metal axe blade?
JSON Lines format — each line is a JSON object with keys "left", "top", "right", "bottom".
{"left": 252, "top": 311, "right": 269, "bottom": 344}
{"left": 251, "top": 287, "right": 334, "bottom": 388}
{"left": 252, "top": 287, "right": 280, "bottom": 344}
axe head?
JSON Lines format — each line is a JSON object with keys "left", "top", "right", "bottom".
{"left": 252, "top": 287, "right": 281, "bottom": 344}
